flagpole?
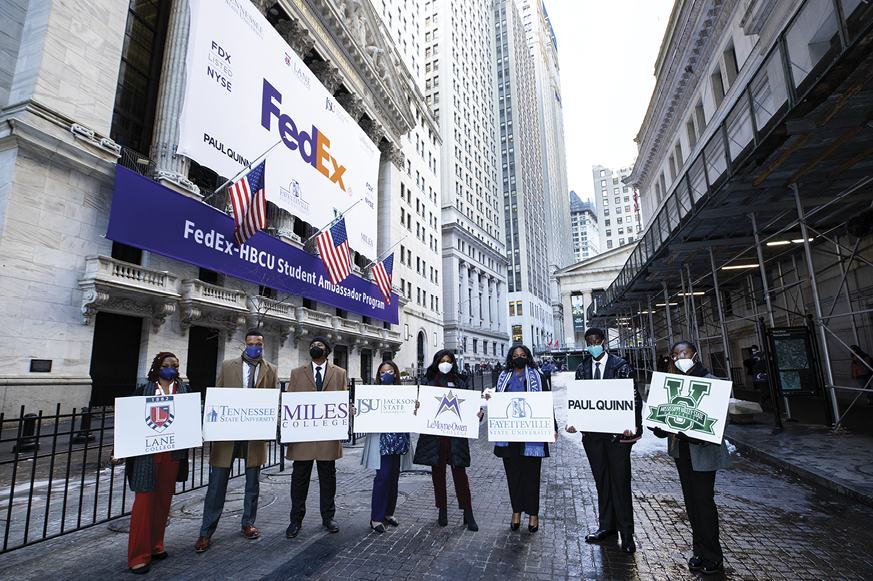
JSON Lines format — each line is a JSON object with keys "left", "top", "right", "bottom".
{"left": 363, "top": 235, "right": 407, "bottom": 270}
{"left": 303, "top": 199, "right": 363, "bottom": 244}
{"left": 202, "top": 137, "right": 286, "bottom": 203}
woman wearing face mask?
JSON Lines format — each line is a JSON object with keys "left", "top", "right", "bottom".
{"left": 361, "top": 361, "right": 413, "bottom": 533}
{"left": 412, "top": 349, "right": 484, "bottom": 530}
{"left": 110, "top": 352, "right": 191, "bottom": 574}
{"left": 649, "top": 341, "right": 732, "bottom": 576}
{"left": 488, "top": 345, "right": 558, "bottom": 533}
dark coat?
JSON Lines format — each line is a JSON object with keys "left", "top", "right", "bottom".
{"left": 413, "top": 374, "right": 472, "bottom": 468}
{"left": 125, "top": 381, "right": 190, "bottom": 493}
{"left": 574, "top": 354, "right": 643, "bottom": 443}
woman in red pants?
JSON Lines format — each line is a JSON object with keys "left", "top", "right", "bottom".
{"left": 111, "top": 351, "right": 190, "bottom": 574}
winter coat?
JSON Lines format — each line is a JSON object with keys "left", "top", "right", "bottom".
{"left": 361, "top": 433, "right": 414, "bottom": 470}
{"left": 125, "top": 380, "right": 190, "bottom": 493}
{"left": 285, "top": 361, "right": 348, "bottom": 461}
{"left": 574, "top": 354, "right": 643, "bottom": 443}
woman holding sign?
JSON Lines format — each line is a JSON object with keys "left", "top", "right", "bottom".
{"left": 110, "top": 352, "right": 190, "bottom": 575}
{"left": 361, "top": 361, "right": 413, "bottom": 533}
{"left": 489, "top": 345, "right": 557, "bottom": 533}
{"left": 413, "top": 350, "right": 483, "bottom": 531}
{"left": 649, "top": 341, "right": 732, "bottom": 576}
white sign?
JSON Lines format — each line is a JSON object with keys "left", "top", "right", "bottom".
{"left": 644, "top": 371, "right": 732, "bottom": 445}
{"left": 565, "top": 379, "right": 636, "bottom": 435}
{"left": 114, "top": 393, "right": 202, "bottom": 458}
{"left": 178, "top": 0, "right": 380, "bottom": 259}
{"left": 414, "top": 386, "right": 481, "bottom": 438}
{"left": 353, "top": 385, "right": 418, "bottom": 433}
{"left": 202, "top": 387, "right": 280, "bottom": 441}
{"left": 280, "top": 391, "right": 349, "bottom": 443}
{"left": 487, "top": 392, "right": 555, "bottom": 443}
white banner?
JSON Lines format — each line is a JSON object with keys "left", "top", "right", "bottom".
{"left": 353, "top": 385, "right": 418, "bottom": 433}
{"left": 280, "top": 391, "right": 349, "bottom": 443}
{"left": 179, "top": 0, "right": 380, "bottom": 259}
{"left": 202, "top": 387, "right": 280, "bottom": 441}
{"left": 114, "top": 393, "right": 202, "bottom": 458}
{"left": 414, "top": 386, "right": 481, "bottom": 438}
{"left": 487, "top": 392, "right": 555, "bottom": 443}
{"left": 565, "top": 379, "right": 636, "bottom": 435}
{"left": 644, "top": 371, "right": 732, "bottom": 445}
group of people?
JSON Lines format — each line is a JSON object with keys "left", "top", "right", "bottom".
{"left": 112, "top": 327, "right": 732, "bottom": 577}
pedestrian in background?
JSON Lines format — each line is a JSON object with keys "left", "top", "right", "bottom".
{"left": 111, "top": 351, "right": 191, "bottom": 574}
{"left": 413, "top": 349, "right": 483, "bottom": 531}
{"left": 488, "top": 345, "right": 557, "bottom": 533}
{"left": 851, "top": 344, "right": 873, "bottom": 406}
{"left": 565, "top": 327, "right": 642, "bottom": 553}
{"left": 195, "top": 330, "right": 278, "bottom": 553}
{"left": 362, "top": 360, "right": 413, "bottom": 533}
{"left": 649, "top": 340, "right": 732, "bottom": 576}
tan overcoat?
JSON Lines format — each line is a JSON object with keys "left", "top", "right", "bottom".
{"left": 208, "top": 357, "right": 279, "bottom": 468}
{"left": 284, "top": 361, "right": 348, "bottom": 461}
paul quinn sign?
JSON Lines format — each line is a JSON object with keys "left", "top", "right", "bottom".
{"left": 486, "top": 392, "right": 555, "bottom": 443}
{"left": 202, "top": 387, "right": 280, "bottom": 441}
{"left": 353, "top": 385, "right": 418, "bottom": 433}
{"left": 565, "top": 379, "right": 636, "bottom": 435}
{"left": 643, "top": 371, "right": 732, "bottom": 445}
{"left": 280, "top": 391, "right": 349, "bottom": 443}
{"left": 114, "top": 393, "right": 203, "bottom": 458}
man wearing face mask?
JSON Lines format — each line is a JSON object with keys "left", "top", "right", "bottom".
{"left": 285, "top": 336, "right": 348, "bottom": 538}
{"left": 195, "top": 330, "right": 279, "bottom": 553}
{"left": 565, "top": 328, "right": 642, "bottom": 553}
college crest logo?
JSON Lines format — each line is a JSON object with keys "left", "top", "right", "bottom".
{"left": 434, "top": 390, "right": 465, "bottom": 421}
{"left": 145, "top": 396, "right": 175, "bottom": 433}
{"left": 508, "top": 397, "right": 532, "bottom": 419}
{"left": 646, "top": 376, "right": 717, "bottom": 434}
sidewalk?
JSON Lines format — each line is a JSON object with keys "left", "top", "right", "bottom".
{"left": 725, "top": 416, "right": 873, "bottom": 508}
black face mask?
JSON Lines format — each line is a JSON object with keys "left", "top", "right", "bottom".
{"left": 513, "top": 357, "right": 528, "bottom": 369}
{"left": 310, "top": 346, "right": 325, "bottom": 360}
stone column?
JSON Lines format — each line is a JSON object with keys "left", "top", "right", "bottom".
{"left": 150, "top": 0, "right": 198, "bottom": 197}
{"left": 472, "top": 268, "right": 482, "bottom": 328}
{"left": 495, "top": 280, "right": 503, "bottom": 333}
{"left": 562, "top": 292, "right": 574, "bottom": 345}
{"left": 488, "top": 276, "right": 496, "bottom": 331}
{"left": 459, "top": 261, "right": 469, "bottom": 323}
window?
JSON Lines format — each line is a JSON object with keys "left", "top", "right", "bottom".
{"left": 711, "top": 67, "right": 725, "bottom": 107}
{"left": 516, "top": 301, "right": 523, "bottom": 315}
{"left": 607, "top": 240, "right": 613, "bottom": 249}
{"left": 723, "top": 44, "right": 739, "bottom": 87}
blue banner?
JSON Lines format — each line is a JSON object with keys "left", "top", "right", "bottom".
{"left": 106, "top": 166, "right": 398, "bottom": 324}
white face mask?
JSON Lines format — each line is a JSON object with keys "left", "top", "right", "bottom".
{"left": 675, "top": 358, "right": 695, "bottom": 373}
{"left": 438, "top": 362, "right": 453, "bottom": 374}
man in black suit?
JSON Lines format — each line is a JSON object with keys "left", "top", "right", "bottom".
{"left": 566, "top": 328, "right": 642, "bottom": 553}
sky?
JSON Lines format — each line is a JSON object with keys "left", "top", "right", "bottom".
{"left": 543, "top": 0, "right": 677, "bottom": 201}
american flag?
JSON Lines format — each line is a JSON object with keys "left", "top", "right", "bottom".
{"left": 372, "top": 252, "right": 394, "bottom": 305}
{"left": 316, "top": 217, "right": 352, "bottom": 284}
{"left": 228, "top": 161, "right": 267, "bottom": 246}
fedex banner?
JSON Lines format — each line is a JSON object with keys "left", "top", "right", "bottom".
{"left": 178, "top": 0, "right": 380, "bottom": 259}
{"left": 107, "top": 166, "right": 398, "bottom": 323}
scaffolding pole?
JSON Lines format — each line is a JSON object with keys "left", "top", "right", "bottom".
{"left": 709, "top": 247, "right": 734, "bottom": 393}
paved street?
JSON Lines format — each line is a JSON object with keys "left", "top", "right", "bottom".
{"left": 2, "top": 373, "right": 873, "bottom": 580}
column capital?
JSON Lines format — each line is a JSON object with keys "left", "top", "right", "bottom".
{"left": 336, "top": 92, "right": 365, "bottom": 122}
{"left": 309, "top": 60, "right": 343, "bottom": 94}
{"left": 378, "top": 139, "right": 405, "bottom": 170}
{"left": 276, "top": 18, "right": 315, "bottom": 59}
{"left": 359, "top": 118, "right": 384, "bottom": 145}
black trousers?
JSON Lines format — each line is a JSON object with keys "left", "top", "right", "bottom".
{"left": 582, "top": 434, "right": 634, "bottom": 535}
{"left": 502, "top": 442, "right": 543, "bottom": 516}
{"left": 289, "top": 460, "right": 336, "bottom": 523}
{"left": 674, "top": 457, "right": 722, "bottom": 563}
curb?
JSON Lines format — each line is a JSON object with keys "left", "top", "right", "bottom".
{"left": 727, "top": 436, "right": 873, "bottom": 509}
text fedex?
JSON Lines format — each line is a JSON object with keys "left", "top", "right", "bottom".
{"left": 260, "top": 79, "right": 346, "bottom": 192}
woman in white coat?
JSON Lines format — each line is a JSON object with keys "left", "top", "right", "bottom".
{"left": 361, "top": 360, "right": 414, "bottom": 532}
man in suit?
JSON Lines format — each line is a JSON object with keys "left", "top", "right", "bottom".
{"left": 285, "top": 336, "right": 348, "bottom": 538}
{"left": 194, "top": 330, "right": 279, "bottom": 553}
{"left": 565, "top": 327, "right": 642, "bottom": 553}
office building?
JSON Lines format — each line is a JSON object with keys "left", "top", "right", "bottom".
{"left": 591, "top": 164, "right": 642, "bottom": 253}
{"left": 569, "top": 191, "right": 599, "bottom": 262}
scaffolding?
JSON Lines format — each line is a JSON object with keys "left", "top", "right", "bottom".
{"left": 589, "top": 0, "right": 873, "bottom": 429}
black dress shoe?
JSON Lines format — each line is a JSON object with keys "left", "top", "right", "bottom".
{"left": 130, "top": 562, "right": 151, "bottom": 575}
{"left": 688, "top": 555, "right": 703, "bottom": 571}
{"left": 510, "top": 522, "right": 520, "bottom": 531}
{"left": 151, "top": 551, "right": 168, "bottom": 560}
{"left": 323, "top": 518, "right": 339, "bottom": 533}
{"left": 385, "top": 517, "right": 400, "bottom": 527}
{"left": 585, "top": 529, "right": 618, "bottom": 543}
{"left": 620, "top": 533, "right": 636, "bottom": 553}
{"left": 438, "top": 508, "right": 448, "bottom": 526}
{"left": 370, "top": 522, "right": 385, "bottom": 533}
{"left": 700, "top": 560, "right": 723, "bottom": 575}
{"left": 285, "top": 521, "right": 302, "bottom": 538}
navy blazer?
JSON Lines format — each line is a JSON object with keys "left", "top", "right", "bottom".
{"left": 574, "top": 354, "right": 643, "bottom": 443}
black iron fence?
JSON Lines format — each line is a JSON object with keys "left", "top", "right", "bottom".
{"left": 0, "top": 404, "right": 285, "bottom": 554}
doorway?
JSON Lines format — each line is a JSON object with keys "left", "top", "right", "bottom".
{"left": 417, "top": 331, "right": 426, "bottom": 370}
{"left": 187, "top": 326, "right": 220, "bottom": 396}
{"left": 333, "top": 345, "right": 348, "bottom": 374}
{"left": 361, "top": 349, "right": 372, "bottom": 384}
{"left": 89, "top": 312, "right": 143, "bottom": 406}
